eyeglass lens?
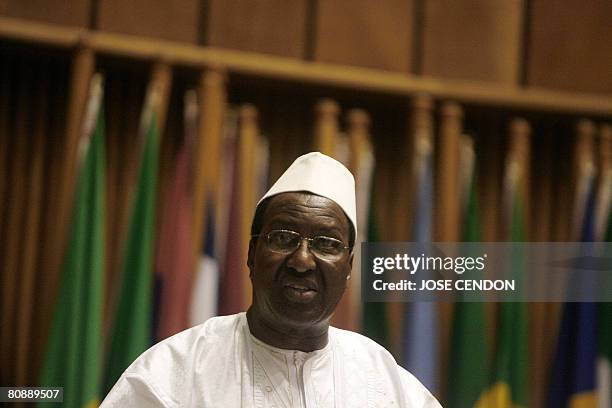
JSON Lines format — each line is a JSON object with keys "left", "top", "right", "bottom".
{"left": 266, "top": 230, "right": 345, "bottom": 259}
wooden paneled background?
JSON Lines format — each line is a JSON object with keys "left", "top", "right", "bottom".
{"left": 1, "top": 0, "right": 610, "bottom": 93}
{"left": 314, "top": 0, "right": 414, "bottom": 71}
{"left": 0, "top": 0, "right": 91, "bottom": 27}
{"left": 97, "top": 0, "right": 201, "bottom": 43}
{"left": 526, "top": 0, "right": 612, "bottom": 94}
{"left": 207, "top": 0, "right": 308, "bottom": 57}
{"left": 420, "top": 0, "right": 523, "bottom": 83}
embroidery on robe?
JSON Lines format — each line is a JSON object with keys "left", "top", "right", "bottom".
{"left": 253, "top": 352, "right": 286, "bottom": 408}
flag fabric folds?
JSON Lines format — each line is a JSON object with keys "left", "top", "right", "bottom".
{"left": 548, "top": 156, "right": 599, "bottom": 408}
{"left": 329, "top": 133, "right": 353, "bottom": 329}
{"left": 548, "top": 301, "right": 597, "bottom": 408}
{"left": 362, "top": 175, "right": 390, "bottom": 349}
{"left": 402, "top": 135, "right": 439, "bottom": 394}
{"left": 447, "top": 137, "right": 488, "bottom": 408}
{"left": 477, "top": 156, "right": 528, "bottom": 408}
{"left": 218, "top": 118, "right": 245, "bottom": 315}
{"left": 351, "top": 142, "right": 375, "bottom": 330}
{"left": 597, "top": 151, "right": 612, "bottom": 408}
{"left": 598, "top": 217, "right": 612, "bottom": 408}
{"left": 154, "top": 91, "right": 196, "bottom": 340}
{"left": 191, "top": 110, "right": 238, "bottom": 325}
{"left": 217, "top": 107, "right": 267, "bottom": 315}
{"left": 38, "top": 75, "right": 105, "bottom": 408}
{"left": 190, "top": 202, "right": 219, "bottom": 325}
{"left": 103, "top": 88, "right": 160, "bottom": 393}
{"left": 339, "top": 139, "right": 375, "bottom": 331}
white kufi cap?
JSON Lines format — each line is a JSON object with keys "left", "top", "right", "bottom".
{"left": 257, "top": 152, "right": 357, "bottom": 235}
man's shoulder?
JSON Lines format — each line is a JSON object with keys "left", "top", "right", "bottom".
{"left": 151, "top": 313, "right": 240, "bottom": 346}
{"left": 123, "top": 313, "right": 243, "bottom": 375}
{"left": 329, "top": 326, "right": 442, "bottom": 408}
{"left": 102, "top": 314, "right": 246, "bottom": 407}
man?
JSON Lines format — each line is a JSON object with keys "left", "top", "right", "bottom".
{"left": 102, "top": 152, "right": 441, "bottom": 407}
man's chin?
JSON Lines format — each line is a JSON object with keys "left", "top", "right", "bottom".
{"left": 272, "top": 306, "right": 327, "bottom": 328}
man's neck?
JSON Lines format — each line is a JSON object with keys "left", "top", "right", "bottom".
{"left": 246, "top": 308, "right": 329, "bottom": 352}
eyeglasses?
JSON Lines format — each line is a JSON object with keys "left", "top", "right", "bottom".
{"left": 252, "top": 229, "right": 350, "bottom": 261}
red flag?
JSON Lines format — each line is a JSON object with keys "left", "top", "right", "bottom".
{"left": 154, "top": 92, "right": 196, "bottom": 339}
{"left": 218, "top": 134, "right": 245, "bottom": 315}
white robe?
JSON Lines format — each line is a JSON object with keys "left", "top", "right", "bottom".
{"left": 101, "top": 313, "right": 441, "bottom": 407}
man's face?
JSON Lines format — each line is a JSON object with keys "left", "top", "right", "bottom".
{"left": 248, "top": 192, "right": 353, "bottom": 329}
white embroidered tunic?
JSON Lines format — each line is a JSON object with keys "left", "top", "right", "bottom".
{"left": 101, "top": 313, "right": 441, "bottom": 408}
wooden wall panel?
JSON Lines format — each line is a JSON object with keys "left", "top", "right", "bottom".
{"left": 422, "top": 0, "right": 523, "bottom": 84}
{"left": 207, "top": 0, "right": 307, "bottom": 58}
{"left": 97, "top": 0, "right": 200, "bottom": 43}
{"left": 527, "top": 0, "right": 612, "bottom": 94}
{"left": 0, "top": 0, "right": 90, "bottom": 27}
{"left": 314, "top": 0, "right": 413, "bottom": 72}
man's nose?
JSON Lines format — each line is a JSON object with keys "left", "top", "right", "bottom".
{"left": 286, "top": 239, "right": 317, "bottom": 273}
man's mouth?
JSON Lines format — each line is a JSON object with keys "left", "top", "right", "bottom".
{"left": 283, "top": 283, "right": 317, "bottom": 302}
{"left": 286, "top": 283, "right": 315, "bottom": 291}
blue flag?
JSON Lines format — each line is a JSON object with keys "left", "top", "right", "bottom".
{"left": 548, "top": 176, "right": 598, "bottom": 408}
{"left": 402, "top": 141, "right": 438, "bottom": 393}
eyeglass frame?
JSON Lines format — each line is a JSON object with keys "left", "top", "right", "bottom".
{"left": 251, "top": 229, "right": 352, "bottom": 260}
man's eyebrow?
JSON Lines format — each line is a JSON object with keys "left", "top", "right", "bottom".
{"left": 313, "top": 223, "right": 344, "bottom": 234}
{"left": 266, "top": 215, "right": 344, "bottom": 233}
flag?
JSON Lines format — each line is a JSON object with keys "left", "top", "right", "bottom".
{"left": 331, "top": 132, "right": 356, "bottom": 330}
{"left": 154, "top": 91, "right": 195, "bottom": 340}
{"left": 103, "top": 89, "right": 160, "bottom": 393}
{"left": 548, "top": 174, "right": 598, "bottom": 408}
{"left": 477, "top": 157, "right": 528, "bottom": 408}
{"left": 362, "top": 175, "right": 390, "bottom": 349}
{"left": 191, "top": 201, "right": 219, "bottom": 325}
{"left": 598, "top": 217, "right": 612, "bottom": 408}
{"left": 338, "top": 140, "right": 375, "bottom": 332}
{"left": 218, "top": 120, "right": 246, "bottom": 315}
{"left": 402, "top": 135, "right": 439, "bottom": 393}
{"left": 447, "top": 137, "right": 488, "bottom": 408}
{"left": 191, "top": 110, "right": 238, "bottom": 324}
{"left": 597, "top": 144, "right": 612, "bottom": 408}
{"left": 39, "top": 75, "right": 105, "bottom": 408}
{"left": 238, "top": 106, "right": 263, "bottom": 307}
{"left": 351, "top": 144, "right": 375, "bottom": 331}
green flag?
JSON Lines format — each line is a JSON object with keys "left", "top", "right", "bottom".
{"left": 39, "top": 77, "right": 105, "bottom": 408}
{"left": 103, "top": 104, "right": 160, "bottom": 394}
{"left": 478, "top": 190, "right": 528, "bottom": 408}
{"left": 447, "top": 164, "right": 488, "bottom": 408}
{"left": 362, "top": 177, "right": 389, "bottom": 349}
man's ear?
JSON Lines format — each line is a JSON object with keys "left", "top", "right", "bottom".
{"left": 346, "top": 251, "right": 354, "bottom": 283}
{"left": 247, "top": 238, "right": 256, "bottom": 278}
